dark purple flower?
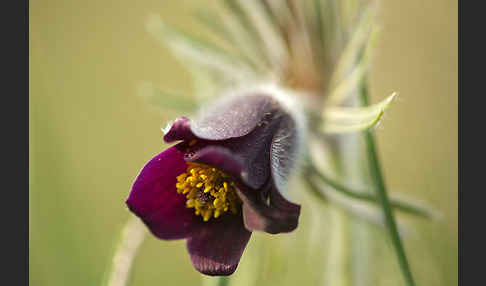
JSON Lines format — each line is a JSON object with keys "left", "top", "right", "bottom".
{"left": 126, "top": 87, "right": 305, "bottom": 276}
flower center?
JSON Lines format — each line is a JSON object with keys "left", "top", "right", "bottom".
{"left": 175, "top": 162, "right": 240, "bottom": 221}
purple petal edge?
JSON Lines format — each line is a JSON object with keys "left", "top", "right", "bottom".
{"left": 164, "top": 95, "right": 279, "bottom": 143}
{"left": 163, "top": 117, "right": 196, "bottom": 143}
{"left": 186, "top": 214, "right": 252, "bottom": 276}
{"left": 236, "top": 183, "right": 301, "bottom": 234}
{"left": 126, "top": 146, "right": 201, "bottom": 240}
{"left": 184, "top": 145, "right": 245, "bottom": 184}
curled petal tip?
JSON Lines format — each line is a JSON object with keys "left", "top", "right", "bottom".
{"left": 237, "top": 185, "right": 301, "bottom": 234}
{"left": 163, "top": 117, "right": 194, "bottom": 143}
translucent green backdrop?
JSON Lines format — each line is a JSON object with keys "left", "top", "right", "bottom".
{"left": 30, "top": 0, "right": 457, "bottom": 285}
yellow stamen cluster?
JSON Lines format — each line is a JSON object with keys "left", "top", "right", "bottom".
{"left": 176, "top": 162, "right": 240, "bottom": 222}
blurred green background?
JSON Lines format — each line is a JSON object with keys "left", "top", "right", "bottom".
{"left": 30, "top": 0, "right": 457, "bottom": 285}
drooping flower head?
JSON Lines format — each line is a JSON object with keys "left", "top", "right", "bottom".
{"left": 126, "top": 84, "right": 306, "bottom": 275}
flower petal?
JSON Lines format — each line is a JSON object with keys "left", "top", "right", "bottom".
{"left": 163, "top": 116, "right": 196, "bottom": 143}
{"left": 236, "top": 182, "right": 301, "bottom": 234}
{"left": 236, "top": 114, "right": 301, "bottom": 234}
{"left": 126, "top": 146, "right": 201, "bottom": 240}
{"left": 269, "top": 113, "right": 300, "bottom": 193}
{"left": 186, "top": 214, "right": 252, "bottom": 276}
{"left": 164, "top": 94, "right": 277, "bottom": 142}
{"left": 182, "top": 114, "right": 283, "bottom": 191}
{"left": 184, "top": 145, "right": 245, "bottom": 181}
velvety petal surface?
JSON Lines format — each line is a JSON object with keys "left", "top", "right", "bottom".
{"left": 182, "top": 112, "right": 283, "bottom": 191}
{"left": 126, "top": 146, "right": 200, "bottom": 240}
{"left": 236, "top": 182, "right": 301, "bottom": 234}
{"left": 236, "top": 114, "right": 301, "bottom": 234}
{"left": 164, "top": 94, "right": 278, "bottom": 143}
{"left": 269, "top": 113, "right": 300, "bottom": 193}
{"left": 184, "top": 145, "right": 245, "bottom": 180}
{"left": 186, "top": 214, "right": 252, "bottom": 276}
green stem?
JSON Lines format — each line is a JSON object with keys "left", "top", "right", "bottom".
{"left": 217, "top": 277, "right": 229, "bottom": 286}
{"left": 307, "top": 165, "right": 434, "bottom": 218}
{"left": 359, "top": 80, "right": 415, "bottom": 286}
{"left": 203, "top": 276, "right": 229, "bottom": 286}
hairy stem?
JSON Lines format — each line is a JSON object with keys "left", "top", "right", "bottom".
{"left": 104, "top": 217, "right": 147, "bottom": 286}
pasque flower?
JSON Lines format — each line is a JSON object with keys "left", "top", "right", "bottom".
{"left": 116, "top": 2, "right": 423, "bottom": 285}
{"left": 126, "top": 85, "right": 306, "bottom": 276}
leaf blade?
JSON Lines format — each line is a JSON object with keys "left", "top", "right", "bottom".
{"left": 321, "top": 92, "right": 398, "bottom": 133}
{"left": 145, "top": 14, "right": 256, "bottom": 82}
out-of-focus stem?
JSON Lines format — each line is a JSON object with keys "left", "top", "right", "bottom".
{"left": 218, "top": 277, "right": 229, "bottom": 286}
{"left": 308, "top": 165, "right": 435, "bottom": 219}
{"left": 203, "top": 276, "right": 230, "bottom": 286}
{"left": 359, "top": 79, "right": 415, "bottom": 286}
{"left": 105, "top": 217, "right": 147, "bottom": 286}
{"left": 324, "top": 206, "right": 350, "bottom": 286}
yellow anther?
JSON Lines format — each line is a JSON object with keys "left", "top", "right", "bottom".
{"left": 186, "top": 199, "right": 195, "bottom": 208}
{"left": 175, "top": 162, "right": 241, "bottom": 222}
{"left": 202, "top": 210, "right": 212, "bottom": 222}
{"left": 187, "top": 189, "right": 198, "bottom": 199}
{"left": 213, "top": 199, "right": 222, "bottom": 208}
